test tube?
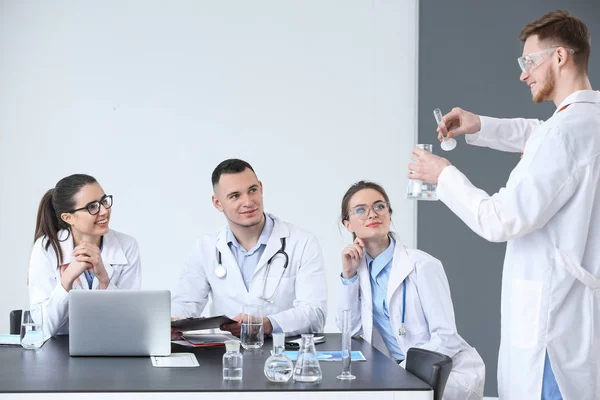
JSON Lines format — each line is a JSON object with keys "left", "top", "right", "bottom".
{"left": 337, "top": 309, "right": 356, "bottom": 380}
{"left": 434, "top": 108, "right": 457, "bottom": 151}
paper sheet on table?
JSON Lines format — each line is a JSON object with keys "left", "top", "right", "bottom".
{"left": 283, "top": 350, "right": 366, "bottom": 362}
{"left": 151, "top": 353, "right": 199, "bottom": 367}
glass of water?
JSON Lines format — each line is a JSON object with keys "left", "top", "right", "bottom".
{"left": 405, "top": 143, "right": 438, "bottom": 201}
{"left": 21, "top": 309, "right": 44, "bottom": 349}
{"left": 241, "top": 304, "right": 263, "bottom": 350}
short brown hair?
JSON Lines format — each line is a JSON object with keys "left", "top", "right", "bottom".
{"left": 211, "top": 158, "right": 256, "bottom": 187}
{"left": 520, "top": 10, "right": 591, "bottom": 72}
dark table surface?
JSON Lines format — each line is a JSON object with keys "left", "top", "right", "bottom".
{"left": 0, "top": 334, "right": 431, "bottom": 393}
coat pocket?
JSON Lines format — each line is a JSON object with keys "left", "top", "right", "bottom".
{"left": 510, "top": 279, "right": 543, "bottom": 349}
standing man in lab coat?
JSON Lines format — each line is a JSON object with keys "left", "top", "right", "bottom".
{"left": 408, "top": 10, "right": 599, "bottom": 400}
{"left": 172, "top": 159, "right": 327, "bottom": 337}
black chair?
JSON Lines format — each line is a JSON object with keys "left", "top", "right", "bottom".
{"left": 405, "top": 347, "right": 453, "bottom": 400}
{"left": 10, "top": 310, "right": 23, "bottom": 335}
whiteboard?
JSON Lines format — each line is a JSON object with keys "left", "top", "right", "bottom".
{"left": 0, "top": 0, "right": 418, "bottom": 333}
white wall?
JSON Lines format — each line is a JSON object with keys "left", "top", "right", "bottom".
{"left": 0, "top": 0, "right": 418, "bottom": 333}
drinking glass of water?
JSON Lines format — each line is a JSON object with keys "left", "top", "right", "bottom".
{"left": 21, "top": 309, "right": 44, "bottom": 349}
{"left": 241, "top": 304, "right": 263, "bottom": 350}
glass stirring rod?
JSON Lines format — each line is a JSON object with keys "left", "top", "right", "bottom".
{"left": 434, "top": 108, "right": 457, "bottom": 151}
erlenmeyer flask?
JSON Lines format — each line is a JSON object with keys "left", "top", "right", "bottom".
{"left": 293, "top": 334, "right": 322, "bottom": 383}
{"left": 406, "top": 144, "right": 438, "bottom": 201}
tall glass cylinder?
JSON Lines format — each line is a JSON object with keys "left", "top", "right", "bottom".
{"left": 337, "top": 309, "right": 356, "bottom": 380}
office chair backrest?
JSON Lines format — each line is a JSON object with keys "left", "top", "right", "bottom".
{"left": 405, "top": 347, "right": 453, "bottom": 400}
{"left": 10, "top": 310, "right": 23, "bottom": 335}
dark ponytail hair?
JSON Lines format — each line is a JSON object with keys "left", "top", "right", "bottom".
{"left": 340, "top": 180, "right": 393, "bottom": 240}
{"left": 34, "top": 174, "right": 98, "bottom": 268}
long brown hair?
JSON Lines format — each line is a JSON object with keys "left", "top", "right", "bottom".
{"left": 340, "top": 181, "right": 393, "bottom": 239}
{"left": 34, "top": 174, "right": 98, "bottom": 268}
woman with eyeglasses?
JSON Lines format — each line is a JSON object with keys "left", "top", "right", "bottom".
{"left": 28, "top": 174, "right": 141, "bottom": 338}
{"left": 337, "top": 181, "right": 485, "bottom": 400}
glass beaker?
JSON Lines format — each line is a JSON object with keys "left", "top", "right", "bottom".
{"left": 293, "top": 334, "right": 322, "bottom": 383}
{"left": 241, "top": 304, "right": 264, "bottom": 350}
{"left": 264, "top": 333, "right": 293, "bottom": 382}
{"left": 21, "top": 309, "right": 44, "bottom": 349}
{"left": 406, "top": 144, "right": 438, "bottom": 201}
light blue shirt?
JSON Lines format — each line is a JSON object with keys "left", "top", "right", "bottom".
{"left": 341, "top": 238, "right": 404, "bottom": 361}
{"left": 82, "top": 240, "right": 103, "bottom": 289}
{"left": 226, "top": 214, "right": 282, "bottom": 333}
{"left": 227, "top": 214, "right": 274, "bottom": 290}
{"left": 83, "top": 270, "right": 94, "bottom": 289}
{"left": 542, "top": 352, "right": 562, "bottom": 399}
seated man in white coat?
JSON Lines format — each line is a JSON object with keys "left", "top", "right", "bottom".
{"left": 172, "top": 159, "right": 327, "bottom": 336}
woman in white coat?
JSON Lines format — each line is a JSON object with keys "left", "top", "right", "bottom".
{"left": 337, "top": 181, "right": 485, "bottom": 400}
{"left": 28, "top": 174, "right": 142, "bottom": 338}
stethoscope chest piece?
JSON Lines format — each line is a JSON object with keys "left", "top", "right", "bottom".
{"left": 398, "top": 324, "right": 406, "bottom": 337}
{"left": 214, "top": 265, "right": 227, "bottom": 279}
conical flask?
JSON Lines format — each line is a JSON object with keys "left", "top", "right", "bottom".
{"left": 293, "top": 334, "right": 322, "bottom": 383}
{"left": 406, "top": 144, "right": 438, "bottom": 201}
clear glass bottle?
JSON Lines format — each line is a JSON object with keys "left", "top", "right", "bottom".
{"left": 293, "top": 334, "right": 322, "bottom": 383}
{"left": 223, "top": 340, "right": 243, "bottom": 380}
{"left": 264, "top": 333, "right": 293, "bottom": 382}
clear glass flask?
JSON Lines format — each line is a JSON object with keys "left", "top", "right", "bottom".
{"left": 293, "top": 334, "right": 322, "bottom": 383}
{"left": 264, "top": 333, "right": 293, "bottom": 382}
{"left": 223, "top": 340, "right": 243, "bottom": 380}
{"left": 405, "top": 144, "right": 438, "bottom": 201}
{"left": 337, "top": 309, "right": 356, "bottom": 380}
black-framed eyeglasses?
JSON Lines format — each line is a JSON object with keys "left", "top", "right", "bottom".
{"left": 347, "top": 201, "right": 390, "bottom": 220}
{"left": 70, "top": 194, "right": 113, "bottom": 215}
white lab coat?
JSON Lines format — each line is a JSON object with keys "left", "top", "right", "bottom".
{"left": 437, "top": 90, "right": 600, "bottom": 400}
{"left": 28, "top": 229, "right": 142, "bottom": 338}
{"left": 337, "top": 243, "right": 485, "bottom": 400}
{"left": 172, "top": 214, "right": 327, "bottom": 335}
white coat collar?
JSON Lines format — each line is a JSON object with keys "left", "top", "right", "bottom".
{"left": 251, "top": 214, "right": 289, "bottom": 278}
{"left": 356, "top": 236, "right": 414, "bottom": 313}
{"left": 215, "top": 213, "right": 288, "bottom": 248}
{"left": 386, "top": 243, "right": 413, "bottom": 307}
{"left": 215, "top": 214, "right": 290, "bottom": 278}
{"left": 554, "top": 90, "right": 600, "bottom": 115}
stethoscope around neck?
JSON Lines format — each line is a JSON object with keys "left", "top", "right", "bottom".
{"left": 215, "top": 237, "right": 289, "bottom": 302}
{"left": 398, "top": 280, "right": 407, "bottom": 337}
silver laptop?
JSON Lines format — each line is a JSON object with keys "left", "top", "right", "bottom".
{"left": 69, "top": 290, "right": 171, "bottom": 356}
